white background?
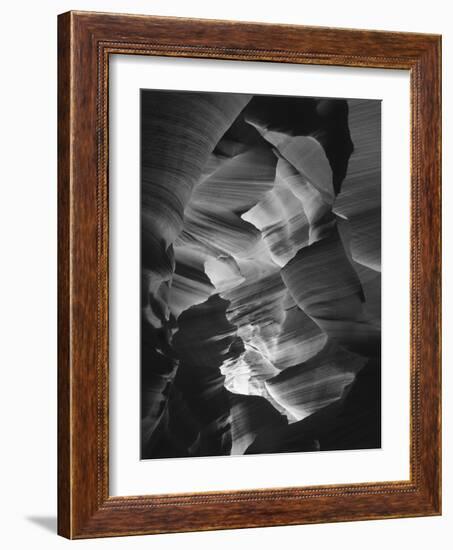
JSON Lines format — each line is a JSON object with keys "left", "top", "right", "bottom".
{"left": 110, "top": 56, "right": 410, "bottom": 495}
{"left": 0, "top": 0, "right": 450, "bottom": 548}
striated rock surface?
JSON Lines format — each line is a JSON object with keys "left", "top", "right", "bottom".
{"left": 140, "top": 90, "right": 381, "bottom": 458}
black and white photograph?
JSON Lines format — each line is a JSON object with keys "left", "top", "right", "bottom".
{"left": 140, "top": 90, "right": 381, "bottom": 460}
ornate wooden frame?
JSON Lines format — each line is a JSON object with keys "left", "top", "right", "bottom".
{"left": 58, "top": 10, "right": 441, "bottom": 539}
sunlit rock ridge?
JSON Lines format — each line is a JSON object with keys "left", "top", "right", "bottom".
{"left": 140, "top": 90, "right": 381, "bottom": 459}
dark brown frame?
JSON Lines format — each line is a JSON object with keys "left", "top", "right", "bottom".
{"left": 58, "top": 10, "right": 441, "bottom": 539}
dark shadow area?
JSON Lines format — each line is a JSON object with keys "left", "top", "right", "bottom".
{"left": 26, "top": 516, "right": 57, "bottom": 534}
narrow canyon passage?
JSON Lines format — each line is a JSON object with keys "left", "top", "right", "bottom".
{"left": 140, "top": 90, "right": 381, "bottom": 459}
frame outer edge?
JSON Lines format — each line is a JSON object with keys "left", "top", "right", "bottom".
{"left": 61, "top": 10, "right": 107, "bottom": 538}
{"left": 435, "top": 35, "right": 442, "bottom": 515}
{"left": 420, "top": 36, "right": 442, "bottom": 514}
{"left": 57, "top": 11, "right": 73, "bottom": 540}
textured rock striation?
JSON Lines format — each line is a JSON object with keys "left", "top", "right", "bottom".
{"left": 140, "top": 90, "right": 381, "bottom": 459}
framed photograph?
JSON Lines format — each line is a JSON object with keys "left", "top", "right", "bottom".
{"left": 58, "top": 11, "right": 441, "bottom": 539}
